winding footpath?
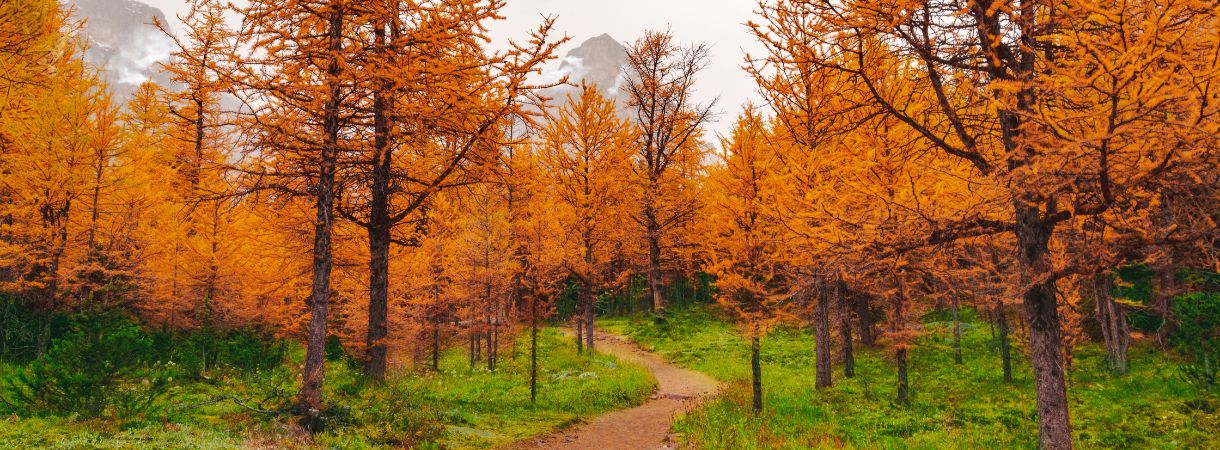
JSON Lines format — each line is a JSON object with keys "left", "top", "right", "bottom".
{"left": 514, "top": 330, "right": 720, "bottom": 450}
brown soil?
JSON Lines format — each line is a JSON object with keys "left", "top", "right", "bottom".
{"left": 510, "top": 330, "right": 720, "bottom": 450}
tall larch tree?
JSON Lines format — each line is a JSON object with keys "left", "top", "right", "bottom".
{"left": 157, "top": 0, "right": 242, "bottom": 331}
{"left": 623, "top": 30, "right": 715, "bottom": 313}
{"left": 0, "top": 15, "right": 116, "bottom": 354}
{"left": 702, "top": 108, "right": 792, "bottom": 413}
{"left": 234, "top": 0, "right": 360, "bottom": 430}
{"left": 539, "top": 84, "right": 635, "bottom": 352}
{"left": 337, "top": 0, "right": 563, "bottom": 381}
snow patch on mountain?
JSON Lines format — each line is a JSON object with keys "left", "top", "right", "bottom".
{"left": 72, "top": 0, "right": 174, "bottom": 98}
{"left": 543, "top": 34, "right": 629, "bottom": 104}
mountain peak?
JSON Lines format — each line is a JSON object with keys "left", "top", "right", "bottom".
{"left": 553, "top": 34, "right": 627, "bottom": 97}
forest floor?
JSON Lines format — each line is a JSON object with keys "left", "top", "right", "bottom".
{"left": 601, "top": 306, "right": 1220, "bottom": 449}
{"left": 513, "top": 330, "right": 720, "bottom": 450}
{"left": 0, "top": 327, "right": 657, "bottom": 449}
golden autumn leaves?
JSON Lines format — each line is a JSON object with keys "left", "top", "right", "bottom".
{"left": 2, "top": 0, "right": 1217, "bottom": 444}
{"left": 737, "top": 0, "right": 1218, "bottom": 448}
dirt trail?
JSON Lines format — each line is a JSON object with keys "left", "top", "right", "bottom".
{"left": 512, "top": 330, "right": 720, "bottom": 450}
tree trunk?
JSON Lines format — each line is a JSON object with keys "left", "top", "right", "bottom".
{"left": 952, "top": 295, "right": 963, "bottom": 365}
{"left": 365, "top": 217, "right": 390, "bottom": 380}
{"left": 814, "top": 291, "right": 832, "bottom": 389}
{"left": 36, "top": 314, "right": 51, "bottom": 357}
{"left": 486, "top": 309, "right": 494, "bottom": 372}
{"left": 836, "top": 275, "right": 854, "bottom": 378}
{"left": 484, "top": 272, "right": 495, "bottom": 371}
{"left": 491, "top": 313, "right": 499, "bottom": 372}
{"left": 893, "top": 276, "right": 911, "bottom": 405}
{"left": 298, "top": 167, "right": 335, "bottom": 426}
{"left": 855, "top": 293, "right": 876, "bottom": 347}
{"left": 1015, "top": 205, "right": 1072, "bottom": 450}
{"left": 575, "top": 316, "right": 584, "bottom": 353}
{"left": 996, "top": 299, "right": 1013, "bottom": 383}
{"left": 431, "top": 319, "right": 440, "bottom": 372}
{"left": 896, "top": 347, "right": 910, "bottom": 405}
{"left": 1151, "top": 263, "right": 1177, "bottom": 348}
{"left": 1095, "top": 274, "right": 1129, "bottom": 374}
{"left": 530, "top": 301, "right": 539, "bottom": 403}
{"left": 1151, "top": 195, "right": 1177, "bottom": 349}
{"left": 469, "top": 331, "right": 477, "bottom": 368}
{"left": 751, "top": 334, "right": 763, "bottom": 413}
{"left": 297, "top": 9, "right": 342, "bottom": 433}
{"left": 583, "top": 283, "right": 595, "bottom": 352}
{"left": 36, "top": 217, "right": 69, "bottom": 357}
{"left": 362, "top": 19, "right": 392, "bottom": 383}
{"left": 646, "top": 221, "right": 664, "bottom": 313}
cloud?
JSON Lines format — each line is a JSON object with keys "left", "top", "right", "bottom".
{"left": 111, "top": 28, "right": 174, "bottom": 85}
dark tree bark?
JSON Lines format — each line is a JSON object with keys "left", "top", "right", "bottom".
{"left": 855, "top": 292, "right": 876, "bottom": 347}
{"left": 1015, "top": 204, "right": 1071, "bottom": 450}
{"left": 896, "top": 347, "right": 910, "bottom": 405}
{"left": 836, "top": 275, "right": 855, "bottom": 378}
{"left": 1151, "top": 263, "right": 1177, "bottom": 348}
{"left": 361, "top": 19, "right": 392, "bottom": 382}
{"left": 297, "top": 7, "right": 343, "bottom": 432}
{"left": 490, "top": 311, "right": 499, "bottom": 372}
{"left": 751, "top": 334, "right": 763, "bottom": 413}
{"left": 36, "top": 313, "right": 51, "bottom": 358}
{"left": 34, "top": 204, "right": 69, "bottom": 357}
{"left": 1094, "top": 274, "right": 1129, "bottom": 374}
{"left": 485, "top": 300, "right": 494, "bottom": 371}
{"left": 575, "top": 315, "right": 584, "bottom": 353}
{"left": 469, "top": 331, "right": 477, "bottom": 368}
{"left": 646, "top": 220, "right": 664, "bottom": 313}
{"left": 530, "top": 294, "right": 539, "bottom": 403}
{"left": 474, "top": 329, "right": 482, "bottom": 361}
{"left": 431, "top": 319, "right": 440, "bottom": 372}
{"left": 893, "top": 276, "right": 911, "bottom": 405}
{"left": 364, "top": 208, "right": 390, "bottom": 379}
{"left": 951, "top": 294, "right": 963, "bottom": 365}
{"left": 814, "top": 290, "right": 832, "bottom": 389}
{"left": 1150, "top": 195, "right": 1178, "bottom": 349}
{"left": 583, "top": 283, "right": 595, "bottom": 352}
{"left": 996, "top": 299, "right": 1013, "bottom": 383}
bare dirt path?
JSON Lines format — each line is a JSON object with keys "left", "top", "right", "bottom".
{"left": 511, "top": 330, "right": 720, "bottom": 450}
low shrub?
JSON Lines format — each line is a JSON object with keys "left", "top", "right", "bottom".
{"left": 1173, "top": 292, "right": 1220, "bottom": 389}
{"left": 0, "top": 313, "right": 173, "bottom": 418}
{"left": 169, "top": 326, "right": 288, "bottom": 377}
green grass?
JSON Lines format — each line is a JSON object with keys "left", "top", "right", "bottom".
{"left": 601, "top": 306, "right": 1220, "bottom": 449}
{"left": 0, "top": 327, "right": 655, "bottom": 449}
{"left": 382, "top": 327, "right": 656, "bottom": 448}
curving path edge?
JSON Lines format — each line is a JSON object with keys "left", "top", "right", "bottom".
{"left": 510, "top": 330, "right": 720, "bottom": 450}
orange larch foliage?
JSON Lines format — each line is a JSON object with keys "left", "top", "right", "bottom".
{"left": 748, "top": 0, "right": 1220, "bottom": 446}
{"left": 538, "top": 84, "right": 636, "bottom": 351}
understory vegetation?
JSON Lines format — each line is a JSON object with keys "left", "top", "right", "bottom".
{"left": 0, "top": 304, "right": 654, "bottom": 449}
{"left": 602, "top": 305, "right": 1220, "bottom": 449}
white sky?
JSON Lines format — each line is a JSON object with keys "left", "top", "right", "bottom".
{"left": 145, "top": 0, "right": 762, "bottom": 137}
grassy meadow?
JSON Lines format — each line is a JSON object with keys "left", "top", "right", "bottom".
{"left": 601, "top": 306, "right": 1220, "bottom": 449}
{"left": 0, "top": 327, "right": 654, "bottom": 449}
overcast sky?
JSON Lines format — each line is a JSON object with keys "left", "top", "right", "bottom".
{"left": 145, "top": 0, "right": 762, "bottom": 137}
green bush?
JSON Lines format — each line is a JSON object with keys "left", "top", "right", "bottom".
{"left": 0, "top": 313, "right": 173, "bottom": 418}
{"left": 1173, "top": 292, "right": 1220, "bottom": 388}
{"left": 329, "top": 381, "right": 445, "bottom": 446}
{"left": 218, "top": 327, "right": 286, "bottom": 372}
{"left": 1173, "top": 292, "right": 1220, "bottom": 353}
{"left": 168, "top": 326, "right": 287, "bottom": 377}
{"left": 0, "top": 295, "right": 70, "bottom": 364}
